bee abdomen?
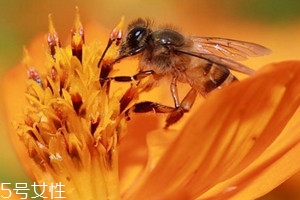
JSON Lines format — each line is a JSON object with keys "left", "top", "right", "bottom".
{"left": 204, "top": 63, "right": 237, "bottom": 93}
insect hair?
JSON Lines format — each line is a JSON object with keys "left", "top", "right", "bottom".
{"left": 127, "top": 18, "right": 153, "bottom": 30}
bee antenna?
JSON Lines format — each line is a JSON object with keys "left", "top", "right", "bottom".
{"left": 97, "top": 39, "right": 113, "bottom": 68}
{"left": 98, "top": 17, "right": 124, "bottom": 68}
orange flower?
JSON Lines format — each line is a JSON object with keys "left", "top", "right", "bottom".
{"left": 2, "top": 11, "right": 300, "bottom": 200}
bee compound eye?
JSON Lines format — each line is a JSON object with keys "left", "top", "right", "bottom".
{"left": 128, "top": 27, "right": 146, "bottom": 42}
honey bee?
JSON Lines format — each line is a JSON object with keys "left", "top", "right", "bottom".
{"left": 100, "top": 18, "right": 271, "bottom": 127}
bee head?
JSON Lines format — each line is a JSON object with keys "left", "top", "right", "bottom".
{"left": 119, "top": 18, "right": 152, "bottom": 58}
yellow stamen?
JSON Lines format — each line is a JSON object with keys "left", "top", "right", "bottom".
{"left": 14, "top": 11, "right": 141, "bottom": 200}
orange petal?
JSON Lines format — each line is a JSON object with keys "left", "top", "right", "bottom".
{"left": 1, "top": 41, "right": 40, "bottom": 177}
{"left": 202, "top": 103, "right": 300, "bottom": 199}
{"left": 124, "top": 61, "right": 300, "bottom": 200}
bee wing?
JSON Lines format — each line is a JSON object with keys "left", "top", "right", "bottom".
{"left": 190, "top": 37, "right": 272, "bottom": 61}
{"left": 175, "top": 49, "right": 256, "bottom": 75}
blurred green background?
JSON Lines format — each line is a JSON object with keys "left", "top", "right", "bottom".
{"left": 0, "top": 0, "right": 300, "bottom": 199}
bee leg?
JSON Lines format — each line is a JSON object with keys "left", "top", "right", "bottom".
{"left": 133, "top": 88, "right": 197, "bottom": 128}
{"left": 170, "top": 75, "right": 180, "bottom": 108}
{"left": 133, "top": 101, "right": 175, "bottom": 113}
{"left": 165, "top": 88, "right": 197, "bottom": 128}
{"left": 100, "top": 70, "right": 154, "bottom": 84}
{"left": 179, "top": 88, "right": 198, "bottom": 112}
{"left": 103, "top": 70, "right": 154, "bottom": 112}
{"left": 131, "top": 101, "right": 174, "bottom": 125}
{"left": 122, "top": 74, "right": 198, "bottom": 128}
{"left": 133, "top": 100, "right": 185, "bottom": 128}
